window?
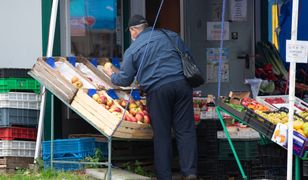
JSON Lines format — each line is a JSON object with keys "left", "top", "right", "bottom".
{"left": 70, "top": 0, "right": 122, "bottom": 58}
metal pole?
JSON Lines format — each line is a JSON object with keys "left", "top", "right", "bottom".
{"left": 34, "top": 0, "right": 59, "bottom": 162}
{"left": 287, "top": 0, "right": 299, "bottom": 179}
{"left": 107, "top": 137, "right": 112, "bottom": 180}
{"left": 50, "top": 94, "right": 54, "bottom": 168}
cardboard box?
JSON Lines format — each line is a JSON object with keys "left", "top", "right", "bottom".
{"left": 228, "top": 91, "right": 250, "bottom": 105}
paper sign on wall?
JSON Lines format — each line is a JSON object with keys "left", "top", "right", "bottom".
{"left": 230, "top": 0, "right": 247, "bottom": 21}
{"left": 286, "top": 40, "right": 308, "bottom": 63}
{"left": 207, "top": 22, "right": 230, "bottom": 41}
{"left": 206, "top": 48, "right": 229, "bottom": 83}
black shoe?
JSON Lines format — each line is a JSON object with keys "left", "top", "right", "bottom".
{"left": 182, "top": 175, "right": 198, "bottom": 180}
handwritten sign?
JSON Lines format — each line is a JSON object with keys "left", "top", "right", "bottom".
{"left": 286, "top": 40, "right": 308, "bottom": 63}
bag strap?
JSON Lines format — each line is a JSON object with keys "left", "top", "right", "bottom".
{"left": 160, "top": 29, "right": 183, "bottom": 56}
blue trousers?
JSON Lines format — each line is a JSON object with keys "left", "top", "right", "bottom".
{"left": 146, "top": 79, "right": 197, "bottom": 180}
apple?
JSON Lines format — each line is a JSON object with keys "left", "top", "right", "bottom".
{"left": 92, "top": 94, "right": 100, "bottom": 101}
{"left": 138, "top": 111, "right": 145, "bottom": 116}
{"left": 120, "top": 99, "right": 128, "bottom": 108}
{"left": 135, "top": 113, "right": 144, "bottom": 122}
{"left": 144, "top": 115, "right": 150, "bottom": 124}
{"left": 100, "top": 95, "right": 108, "bottom": 104}
{"left": 114, "top": 107, "right": 122, "bottom": 113}
{"left": 106, "top": 99, "right": 114, "bottom": 106}
{"left": 129, "top": 103, "right": 137, "bottom": 109}
{"left": 104, "top": 62, "right": 113, "bottom": 71}
{"left": 96, "top": 98, "right": 103, "bottom": 104}
{"left": 135, "top": 100, "right": 142, "bottom": 107}
{"left": 105, "top": 105, "right": 110, "bottom": 110}
{"left": 129, "top": 107, "right": 138, "bottom": 116}
{"left": 142, "top": 110, "right": 148, "bottom": 116}
{"left": 75, "top": 81, "right": 83, "bottom": 88}
{"left": 109, "top": 105, "right": 122, "bottom": 113}
{"left": 130, "top": 116, "right": 137, "bottom": 122}
{"left": 124, "top": 114, "right": 130, "bottom": 121}
{"left": 71, "top": 76, "right": 79, "bottom": 83}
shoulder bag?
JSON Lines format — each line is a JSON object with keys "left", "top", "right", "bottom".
{"left": 160, "top": 30, "right": 204, "bottom": 88}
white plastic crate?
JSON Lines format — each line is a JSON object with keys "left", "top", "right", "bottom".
{"left": 256, "top": 95, "right": 308, "bottom": 113}
{"left": 0, "top": 92, "right": 41, "bottom": 110}
{"left": 0, "top": 140, "right": 36, "bottom": 157}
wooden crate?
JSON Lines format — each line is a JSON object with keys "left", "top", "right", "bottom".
{"left": 71, "top": 89, "right": 153, "bottom": 139}
{"left": 0, "top": 157, "right": 33, "bottom": 173}
{"left": 30, "top": 58, "right": 77, "bottom": 103}
{"left": 76, "top": 57, "right": 131, "bottom": 90}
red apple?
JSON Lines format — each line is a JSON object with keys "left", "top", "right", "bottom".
{"left": 138, "top": 111, "right": 145, "bottom": 116}
{"left": 135, "top": 113, "right": 144, "bottom": 122}
{"left": 142, "top": 110, "right": 148, "bottom": 116}
{"left": 144, "top": 115, "right": 150, "bottom": 124}
{"left": 130, "top": 116, "right": 137, "bottom": 122}
{"left": 100, "top": 95, "right": 108, "bottom": 104}
{"left": 124, "top": 114, "right": 131, "bottom": 121}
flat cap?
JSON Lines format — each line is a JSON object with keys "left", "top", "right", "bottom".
{"left": 128, "top": 14, "right": 148, "bottom": 28}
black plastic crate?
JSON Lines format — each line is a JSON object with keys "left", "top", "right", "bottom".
{"left": 303, "top": 161, "right": 308, "bottom": 177}
{"left": 242, "top": 108, "right": 276, "bottom": 139}
{"left": 218, "top": 139, "right": 259, "bottom": 161}
{"left": 197, "top": 119, "right": 222, "bottom": 139}
{"left": 258, "top": 142, "right": 287, "bottom": 159}
{"left": 251, "top": 165, "right": 287, "bottom": 179}
{"left": 198, "top": 141, "right": 218, "bottom": 160}
{"left": 0, "top": 69, "right": 30, "bottom": 78}
{"left": 218, "top": 160, "right": 252, "bottom": 178}
{"left": 198, "top": 159, "right": 218, "bottom": 176}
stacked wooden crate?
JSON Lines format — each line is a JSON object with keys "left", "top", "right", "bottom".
{"left": 0, "top": 69, "right": 40, "bottom": 172}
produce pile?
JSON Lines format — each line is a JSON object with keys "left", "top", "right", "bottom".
{"left": 222, "top": 96, "right": 308, "bottom": 138}
{"left": 85, "top": 88, "right": 151, "bottom": 124}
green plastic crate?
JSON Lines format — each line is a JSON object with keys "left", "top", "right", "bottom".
{"left": 0, "top": 78, "right": 40, "bottom": 94}
{"left": 218, "top": 139, "right": 259, "bottom": 160}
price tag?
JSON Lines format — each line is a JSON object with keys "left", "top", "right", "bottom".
{"left": 286, "top": 40, "right": 308, "bottom": 63}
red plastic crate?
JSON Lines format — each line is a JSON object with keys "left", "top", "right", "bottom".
{"left": 0, "top": 127, "right": 37, "bottom": 140}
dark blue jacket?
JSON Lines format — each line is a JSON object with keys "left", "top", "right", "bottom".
{"left": 111, "top": 27, "right": 189, "bottom": 92}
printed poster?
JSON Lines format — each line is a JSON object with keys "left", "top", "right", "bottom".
{"left": 230, "top": 0, "right": 247, "bottom": 21}
{"left": 206, "top": 48, "right": 229, "bottom": 83}
{"left": 207, "top": 22, "right": 230, "bottom": 41}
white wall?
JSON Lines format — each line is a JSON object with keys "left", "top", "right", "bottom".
{"left": 0, "top": 0, "right": 42, "bottom": 68}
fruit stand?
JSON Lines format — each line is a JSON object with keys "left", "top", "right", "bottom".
{"left": 29, "top": 56, "right": 153, "bottom": 178}
{"left": 216, "top": 95, "right": 308, "bottom": 179}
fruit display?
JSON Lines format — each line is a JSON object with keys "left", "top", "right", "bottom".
{"left": 86, "top": 89, "right": 150, "bottom": 124}
{"left": 299, "top": 111, "right": 308, "bottom": 120}
{"left": 293, "top": 120, "right": 308, "bottom": 138}
{"left": 71, "top": 76, "right": 83, "bottom": 89}
{"left": 264, "top": 97, "right": 285, "bottom": 104}
{"left": 257, "top": 95, "right": 308, "bottom": 112}
{"left": 117, "top": 98, "right": 150, "bottom": 124}
{"left": 241, "top": 97, "right": 270, "bottom": 112}
{"left": 254, "top": 110, "right": 303, "bottom": 125}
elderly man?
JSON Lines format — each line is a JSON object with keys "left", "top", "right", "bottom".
{"left": 107, "top": 15, "right": 198, "bottom": 180}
